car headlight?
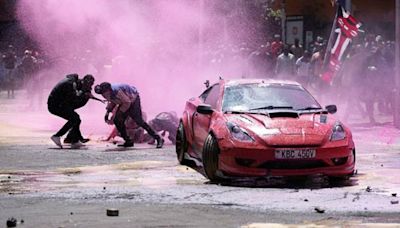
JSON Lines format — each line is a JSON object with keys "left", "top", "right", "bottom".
{"left": 226, "top": 122, "right": 254, "bottom": 142}
{"left": 330, "top": 122, "right": 346, "bottom": 141}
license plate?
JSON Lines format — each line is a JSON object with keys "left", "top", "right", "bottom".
{"left": 275, "top": 149, "right": 316, "bottom": 159}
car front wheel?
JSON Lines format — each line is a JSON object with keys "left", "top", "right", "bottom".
{"left": 202, "top": 134, "right": 220, "bottom": 182}
{"left": 175, "top": 121, "right": 189, "bottom": 165}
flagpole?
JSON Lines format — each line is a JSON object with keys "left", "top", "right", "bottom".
{"left": 322, "top": 3, "right": 339, "bottom": 74}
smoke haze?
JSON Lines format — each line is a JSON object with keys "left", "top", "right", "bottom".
{"left": 15, "top": 0, "right": 259, "bottom": 133}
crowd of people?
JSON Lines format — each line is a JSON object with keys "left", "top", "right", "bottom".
{"left": 203, "top": 33, "right": 397, "bottom": 125}
{"left": 0, "top": 45, "right": 45, "bottom": 100}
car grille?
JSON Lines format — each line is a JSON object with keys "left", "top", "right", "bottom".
{"left": 258, "top": 160, "right": 327, "bottom": 169}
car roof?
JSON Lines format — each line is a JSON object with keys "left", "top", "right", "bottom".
{"left": 223, "top": 78, "right": 302, "bottom": 87}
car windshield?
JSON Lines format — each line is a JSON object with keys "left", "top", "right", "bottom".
{"left": 222, "top": 83, "right": 321, "bottom": 112}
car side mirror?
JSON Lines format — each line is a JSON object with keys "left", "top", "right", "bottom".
{"left": 325, "top": 105, "right": 337, "bottom": 114}
{"left": 197, "top": 104, "right": 213, "bottom": 115}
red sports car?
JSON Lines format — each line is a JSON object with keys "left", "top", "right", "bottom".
{"left": 176, "top": 79, "right": 355, "bottom": 182}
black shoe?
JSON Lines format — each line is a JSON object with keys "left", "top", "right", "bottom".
{"left": 118, "top": 140, "right": 134, "bottom": 147}
{"left": 156, "top": 137, "right": 164, "bottom": 149}
{"left": 64, "top": 138, "right": 90, "bottom": 144}
{"left": 80, "top": 138, "right": 90, "bottom": 143}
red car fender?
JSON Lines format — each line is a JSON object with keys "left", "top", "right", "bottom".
{"left": 208, "top": 112, "right": 228, "bottom": 141}
{"left": 181, "top": 110, "right": 194, "bottom": 145}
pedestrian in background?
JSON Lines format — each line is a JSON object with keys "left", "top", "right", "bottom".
{"left": 275, "top": 44, "right": 295, "bottom": 80}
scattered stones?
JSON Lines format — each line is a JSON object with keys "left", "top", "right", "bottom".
{"left": 352, "top": 193, "right": 361, "bottom": 202}
{"left": 7, "top": 176, "right": 11, "bottom": 179}
{"left": 20, "top": 220, "right": 24, "bottom": 224}
{"left": 343, "top": 192, "right": 349, "bottom": 198}
{"left": 380, "top": 164, "right": 384, "bottom": 167}
{"left": 304, "top": 199, "right": 309, "bottom": 202}
{"left": 6, "top": 217, "right": 17, "bottom": 227}
{"left": 392, "top": 193, "right": 397, "bottom": 197}
{"left": 70, "top": 212, "right": 74, "bottom": 215}
{"left": 314, "top": 207, "right": 325, "bottom": 214}
{"left": 107, "top": 208, "right": 119, "bottom": 217}
{"left": 366, "top": 186, "right": 372, "bottom": 192}
{"left": 391, "top": 200, "right": 399, "bottom": 205}
{"left": 103, "top": 187, "right": 106, "bottom": 190}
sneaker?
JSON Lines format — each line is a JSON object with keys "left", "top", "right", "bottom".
{"left": 51, "top": 135, "right": 63, "bottom": 149}
{"left": 156, "top": 137, "right": 164, "bottom": 149}
{"left": 118, "top": 140, "right": 134, "bottom": 147}
{"left": 71, "top": 142, "right": 83, "bottom": 149}
{"left": 63, "top": 138, "right": 72, "bottom": 144}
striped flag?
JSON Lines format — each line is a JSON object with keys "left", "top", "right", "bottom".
{"left": 322, "top": 0, "right": 362, "bottom": 84}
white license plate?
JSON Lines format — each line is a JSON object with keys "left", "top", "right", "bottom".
{"left": 275, "top": 149, "right": 316, "bottom": 159}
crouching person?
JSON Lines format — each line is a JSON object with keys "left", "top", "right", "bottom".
{"left": 95, "top": 82, "right": 163, "bottom": 148}
{"left": 147, "top": 111, "right": 179, "bottom": 145}
{"left": 48, "top": 74, "right": 95, "bottom": 149}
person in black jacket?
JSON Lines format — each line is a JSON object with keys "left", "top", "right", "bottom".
{"left": 48, "top": 74, "right": 96, "bottom": 148}
{"left": 2, "top": 45, "right": 17, "bottom": 98}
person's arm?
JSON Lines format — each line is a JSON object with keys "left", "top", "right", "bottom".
{"left": 104, "top": 101, "right": 116, "bottom": 124}
{"left": 295, "top": 59, "right": 301, "bottom": 75}
{"left": 291, "top": 55, "right": 296, "bottom": 74}
{"left": 275, "top": 57, "right": 281, "bottom": 75}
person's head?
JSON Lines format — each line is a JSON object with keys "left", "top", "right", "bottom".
{"left": 24, "top": 50, "right": 32, "bottom": 56}
{"left": 94, "top": 82, "right": 112, "bottom": 99}
{"left": 283, "top": 44, "right": 290, "bottom": 55}
{"left": 314, "top": 36, "right": 324, "bottom": 50}
{"left": 82, "top": 74, "right": 95, "bottom": 91}
{"left": 274, "top": 34, "right": 281, "bottom": 41}
{"left": 303, "top": 50, "right": 311, "bottom": 61}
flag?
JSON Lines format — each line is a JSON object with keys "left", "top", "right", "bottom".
{"left": 322, "top": 2, "right": 362, "bottom": 84}
{"left": 322, "top": 1, "right": 361, "bottom": 83}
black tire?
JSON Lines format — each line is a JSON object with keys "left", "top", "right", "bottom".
{"left": 202, "top": 134, "right": 220, "bottom": 182}
{"left": 175, "top": 121, "right": 189, "bottom": 165}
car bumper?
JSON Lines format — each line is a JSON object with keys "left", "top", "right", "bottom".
{"left": 218, "top": 146, "right": 355, "bottom": 177}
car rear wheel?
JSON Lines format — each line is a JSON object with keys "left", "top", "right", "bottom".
{"left": 202, "top": 134, "right": 220, "bottom": 182}
{"left": 176, "top": 121, "right": 190, "bottom": 165}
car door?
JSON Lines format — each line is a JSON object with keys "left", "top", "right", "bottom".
{"left": 192, "top": 84, "right": 220, "bottom": 154}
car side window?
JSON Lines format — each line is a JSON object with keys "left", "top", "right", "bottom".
{"left": 199, "top": 87, "right": 212, "bottom": 102}
{"left": 204, "top": 84, "right": 220, "bottom": 109}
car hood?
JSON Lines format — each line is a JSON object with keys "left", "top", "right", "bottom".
{"left": 225, "top": 112, "right": 334, "bottom": 146}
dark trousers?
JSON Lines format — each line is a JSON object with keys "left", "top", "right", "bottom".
{"left": 48, "top": 103, "right": 82, "bottom": 143}
{"left": 113, "top": 96, "right": 159, "bottom": 142}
